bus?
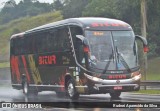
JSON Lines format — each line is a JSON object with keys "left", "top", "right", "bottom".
{"left": 10, "top": 17, "right": 148, "bottom": 99}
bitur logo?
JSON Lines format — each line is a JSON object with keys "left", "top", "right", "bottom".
{"left": 108, "top": 75, "right": 127, "bottom": 79}
{"left": 39, "top": 55, "right": 56, "bottom": 65}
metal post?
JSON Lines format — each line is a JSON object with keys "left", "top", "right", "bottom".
{"left": 141, "top": 0, "right": 147, "bottom": 90}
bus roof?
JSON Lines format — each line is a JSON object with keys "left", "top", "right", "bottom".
{"left": 11, "top": 17, "right": 132, "bottom": 39}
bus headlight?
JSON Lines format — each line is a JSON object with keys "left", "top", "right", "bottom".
{"left": 84, "top": 73, "right": 103, "bottom": 82}
{"left": 131, "top": 71, "right": 141, "bottom": 81}
{"left": 134, "top": 75, "right": 140, "bottom": 81}
{"left": 131, "top": 71, "right": 140, "bottom": 77}
{"left": 93, "top": 77, "right": 101, "bottom": 81}
{"left": 132, "top": 74, "right": 141, "bottom": 81}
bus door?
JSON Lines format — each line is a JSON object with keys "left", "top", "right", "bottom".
{"left": 69, "top": 26, "right": 88, "bottom": 89}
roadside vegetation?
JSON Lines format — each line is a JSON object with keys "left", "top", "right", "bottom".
{"left": 146, "top": 57, "right": 160, "bottom": 80}
{"left": 0, "top": 11, "right": 63, "bottom": 62}
{"left": 134, "top": 90, "right": 160, "bottom": 95}
{"left": 0, "top": 62, "right": 10, "bottom": 68}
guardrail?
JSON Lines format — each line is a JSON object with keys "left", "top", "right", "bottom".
{"left": 141, "top": 81, "right": 160, "bottom": 90}
{"left": 141, "top": 81, "right": 160, "bottom": 86}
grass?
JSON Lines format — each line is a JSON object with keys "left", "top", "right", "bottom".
{"left": 0, "top": 11, "right": 63, "bottom": 62}
{"left": 146, "top": 57, "right": 160, "bottom": 80}
{"left": 0, "top": 62, "right": 10, "bottom": 68}
{"left": 133, "top": 90, "right": 160, "bottom": 95}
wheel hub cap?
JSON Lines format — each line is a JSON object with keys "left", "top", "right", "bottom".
{"left": 68, "top": 83, "right": 74, "bottom": 97}
{"left": 24, "top": 83, "right": 28, "bottom": 94}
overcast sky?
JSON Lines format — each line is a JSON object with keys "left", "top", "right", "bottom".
{"left": 0, "top": 0, "right": 53, "bottom": 8}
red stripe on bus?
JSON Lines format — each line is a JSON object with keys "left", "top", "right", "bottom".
{"left": 21, "top": 55, "right": 31, "bottom": 83}
{"left": 10, "top": 56, "right": 21, "bottom": 83}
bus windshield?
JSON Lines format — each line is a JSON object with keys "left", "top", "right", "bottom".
{"left": 85, "top": 30, "right": 138, "bottom": 73}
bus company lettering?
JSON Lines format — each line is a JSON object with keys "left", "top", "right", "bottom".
{"left": 39, "top": 55, "right": 56, "bottom": 65}
{"left": 91, "top": 22, "right": 128, "bottom": 27}
{"left": 108, "top": 75, "right": 126, "bottom": 79}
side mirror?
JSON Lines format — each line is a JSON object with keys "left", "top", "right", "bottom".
{"left": 76, "top": 35, "right": 89, "bottom": 46}
{"left": 76, "top": 35, "right": 90, "bottom": 53}
{"left": 135, "top": 35, "right": 149, "bottom": 53}
{"left": 76, "top": 35, "right": 85, "bottom": 41}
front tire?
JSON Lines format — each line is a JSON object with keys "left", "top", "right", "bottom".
{"left": 66, "top": 79, "right": 79, "bottom": 100}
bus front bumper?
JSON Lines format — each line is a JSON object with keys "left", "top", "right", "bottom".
{"left": 84, "top": 73, "right": 141, "bottom": 92}
{"left": 84, "top": 73, "right": 141, "bottom": 85}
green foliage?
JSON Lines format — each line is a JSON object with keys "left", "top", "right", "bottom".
{"left": 134, "top": 90, "right": 160, "bottom": 94}
{"left": 62, "top": 0, "right": 90, "bottom": 18}
{"left": 0, "top": 11, "right": 63, "bottom": 61}
{"left": 0, "top": 0, "right": 53, "bottom": 24}
{"left": 147, "top": 57, "right": 160, "bottom": 80}
{"left": 83, "top": 0, "right": 116, "bottom": 18}
{"left": 83, "top": 0, "right": 141, "bottom": 32}
{"left": 52, "top": 0, "right": 63, "bottom": 11}
{"left": 82, "top": 0, "right": 159, "bottom": 58}
{"left": 0, "top": 62, "right": 10, "bottom": 68}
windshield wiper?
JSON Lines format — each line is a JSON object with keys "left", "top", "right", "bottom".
{"left": 115, "top": 46, "right": 131, "bottom": 73}
{"left": 102, "top": 50, "right": 114, "bottom": 74}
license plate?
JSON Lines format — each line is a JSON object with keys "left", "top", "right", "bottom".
{"left": 114, "top": 86, "right": 122, "bottom": 90}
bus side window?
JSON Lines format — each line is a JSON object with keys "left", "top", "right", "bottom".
{"left": 36, "top": 32, "right": 46, "bottom": 54}
{"left": 56, "top": 27, "right": 70, "bottom": 51}
{"left": 10, "top": 39, "right": 15, "bottom": 55}
{"left": 70, "top": 26, "right": 83, "bottom": 49}
{"left": 20, "top": 38, "right": 25, "bottom": 54}
{"left": 14, "top": 39, "right": 18, "bottom": 55}
{"left": 63, "top": 28, "right": 71, "bottom": 51}
{"left": 25, "top": 36, "right": 29, "bottom": 54}
{"left": 14, "top": 38, "right": 24, "bottom": 55}
{"left": 69, "top": 26, "right": 84, "bottom": 64}
{"left": 47, "top": 29, "right": 58, "bottom": 52}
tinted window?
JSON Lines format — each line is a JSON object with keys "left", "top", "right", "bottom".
{"left": 25, "top": 35, "right": 34, "bottom": 54}
{"left": 14, "top": 37, "right": 25, "bottom": 55}
{"left": 36, "top": 31, "right": 47, "bottom": 53}
{"left": 12, "top": 27, "right": 71, "bottom": 55}
{"left": 35, "top": 26, "right": 70, "bottom": 53}
{"left": 56, "top": 27, "right": 70, "bottom": 51}
{"left": 70, "top": 26, "right": 83, "bottom": 49}
{"left": 70, "top": 26, "right": 84, "bottom": 64}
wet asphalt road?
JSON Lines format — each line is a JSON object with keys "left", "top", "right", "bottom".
{"left": 0, "top": 68, "right": 160, "bottom": 111}
{"left": 0, "top": 82, "right": 160, "bottom": 111}
{"left": 1, "top": 85, "right": 160, "bottom": 103}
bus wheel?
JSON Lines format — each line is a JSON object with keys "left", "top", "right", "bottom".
{"left": 22, "top": 80, "right": 29, "bottom": 96}
{"left": 66, "top": 79, "right": 79, "bottom": 100}
{"left": 22, "top": 80, "right": 38, "bottom": 96}
{"left": 109, "top": 91, "right": 121, "bottom": 99}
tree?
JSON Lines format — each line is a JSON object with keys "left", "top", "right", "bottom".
{"left": 23, "top": 0, "right": 32, "bottom": 3}
{"left": 53, "top": 0, "right": 63, "bottom": 11}
{"left": 62, "top": 0, "right": 90, "bottom": 18}
{"left": 83, "top": 0, "right": 141, "bottom": 31}
{"left": 0, "top": 0, "right": 53, "bottom": 24}
{"left": 3, "top": 0, "right": 16, "bottom": 8}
